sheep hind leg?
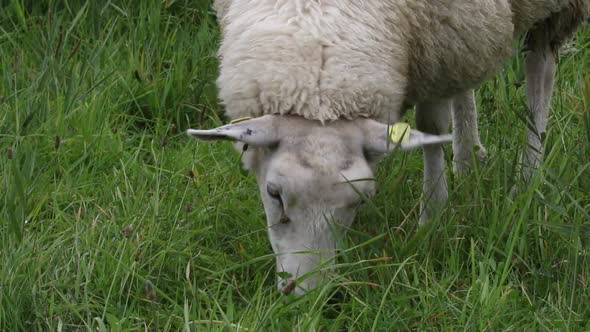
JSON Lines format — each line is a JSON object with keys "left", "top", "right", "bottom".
{"left": 452, "top": 89, "right": 487, "bottom": 174}
{"left": 522, "top": 29, "right": 556, "bottom": 183}
{"left": 416, "top": 98, "right": 452, "bottom": 225}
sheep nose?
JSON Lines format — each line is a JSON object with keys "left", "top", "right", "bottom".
{"left": 279, "top": 214, "right": 291, "bottom": 224}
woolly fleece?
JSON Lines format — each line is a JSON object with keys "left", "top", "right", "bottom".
{"left": 214, "top": 0, "right": 587, "bottom": 123}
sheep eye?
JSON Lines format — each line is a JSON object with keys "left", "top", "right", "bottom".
{"left": 266, "top": 183, "right": 283, "bottom": 204}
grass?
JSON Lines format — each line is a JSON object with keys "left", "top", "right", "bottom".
{"left": 1, "top": 1, "right": 589, "bottom": 330}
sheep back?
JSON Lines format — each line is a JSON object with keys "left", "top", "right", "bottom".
{"left": 217, "top": 1, "right": 413, "bottom": 123}
{"left": 215, "top": 1, "right": 531, "bottom": 122}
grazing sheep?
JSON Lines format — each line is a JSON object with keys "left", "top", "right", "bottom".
{"left": 188, "top": 0, "right": 589, "bottom": 295}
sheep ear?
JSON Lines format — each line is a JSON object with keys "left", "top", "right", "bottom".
{"left": 187, "top": 115, "right": 279, "bottom": 147}
{"left": 360, "top": 118, "right": 452, "bottom": 154}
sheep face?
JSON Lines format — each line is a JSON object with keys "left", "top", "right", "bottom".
{"left": 256, "top": 126, "right": 376, "bottom": 295}
{"left": 188, "top": 115, "right": 451, "bottom": 295}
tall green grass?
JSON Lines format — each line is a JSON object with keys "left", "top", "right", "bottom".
{"left": 1, "top": 1, "right": 589, "bottom": 330}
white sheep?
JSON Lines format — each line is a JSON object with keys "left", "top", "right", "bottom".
{"left": 188, "top": 0, "right": 589, "bottom": 295}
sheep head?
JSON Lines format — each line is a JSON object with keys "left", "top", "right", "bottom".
{"left": 187, "top": 115, "right": 451, "bottom": 295}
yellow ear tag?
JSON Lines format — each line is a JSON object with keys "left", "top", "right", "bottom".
{"left": 389, "top": 122, "right": 411, "bottom": 144}
{"left": 230, "top": 116, "right": 252, "bottom": 124}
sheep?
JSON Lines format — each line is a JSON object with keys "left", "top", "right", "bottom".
{"left": 188, "top": 0, "right": 589, "bottom": 295}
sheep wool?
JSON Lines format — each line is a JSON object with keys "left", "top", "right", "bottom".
{"left": 214, "top": 0, "right": 587, "bottom": 123}
{"left": 521, "top": 0, "right": 590, "bottom": 52}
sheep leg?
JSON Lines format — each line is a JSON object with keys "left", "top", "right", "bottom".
{"left": 452, "top": 89, "right": 487, "bottom": 174}
{"left": 523, "top": 32, "right": 556, "bottom": 182}
{"left": 416, "top": 99, "right": 452, "bottom": 224}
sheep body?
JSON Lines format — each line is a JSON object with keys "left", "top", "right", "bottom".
{"left": 215, "top": 1, "right": 512, "bottom": 123}
{"left": 197, "top": 0, "right": 588, "bottom": 293}
{"left": 213, "top": 0, "right": 587, "bottom": 123}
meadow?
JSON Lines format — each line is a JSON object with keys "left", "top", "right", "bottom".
{"left": 1, "top": 1, "right": 589, "bottom": 330}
